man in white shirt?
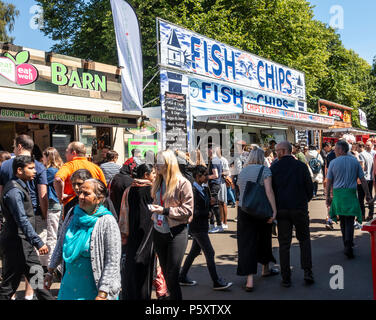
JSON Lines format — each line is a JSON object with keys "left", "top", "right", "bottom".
{"left": 366, "top": 140, "right": 376, "bottom": 158}
{"left": 216, "top": 147, "right": 230, "bottom": 230}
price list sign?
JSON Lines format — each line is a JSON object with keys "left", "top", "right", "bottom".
{"left": 164, "top": 91, "right": 188, "bottom": 152}
{"left": 295, "top": 129, "right": 308, "bottom": 146}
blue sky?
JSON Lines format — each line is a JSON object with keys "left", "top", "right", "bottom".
{"left": 6, "top": 0, "right": 376, "bottom": 66}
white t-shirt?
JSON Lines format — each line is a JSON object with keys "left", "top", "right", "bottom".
{"left": 220, "top": 156, "right": 230, "bottom": 173}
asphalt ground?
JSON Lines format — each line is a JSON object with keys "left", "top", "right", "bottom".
{"left": 179, "top": 188, "right": 374, "bottom": 300}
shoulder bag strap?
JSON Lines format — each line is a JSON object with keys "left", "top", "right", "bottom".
{"left": 256, "top": 166, "right": 265, "bottom": 185}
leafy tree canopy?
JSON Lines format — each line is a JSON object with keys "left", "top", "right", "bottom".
{"left": 0, "top": 1, "right": 19, "bottom": 42}
{"left": 35, "top": 0, "right": 376, "bottom": 129}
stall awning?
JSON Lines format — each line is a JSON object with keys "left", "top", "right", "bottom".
{"left": 195, "top": 105, "right": 334, "bottom": 130}
{"left": 0, "top": 86, "right": 141, "bottom": 128}
{"left": 323, "top": 127, "right": 376, "bottom": 136}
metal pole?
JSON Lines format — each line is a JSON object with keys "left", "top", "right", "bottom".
{"left": 143, "top": 69, "right": 160, "bottom": 92}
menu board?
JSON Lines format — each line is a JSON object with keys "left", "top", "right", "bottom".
{"left": 164, "top": 91, "right": 188, "bottom": 152}
{"left": 295, "top": 130, "right": 309, "bottom": 146}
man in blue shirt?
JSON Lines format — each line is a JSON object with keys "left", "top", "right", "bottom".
{"left": 0, "top": 156, "right": 54, "bottom": 300}
{"left": 0, "top": 134, "right": 48, "bottom": 298}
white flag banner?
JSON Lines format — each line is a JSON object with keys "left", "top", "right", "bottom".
{"left": 359, "top": 108, "right": 368, "bottom": 128}
{"left": 111, "top": 0, "right": 143, "bottom": 111}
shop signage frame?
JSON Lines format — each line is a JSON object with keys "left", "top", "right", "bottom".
{"left": 318, "top": 100, "right": 352, "bottom": 124}
{"left": 0, "top": 107, "right": 135, "bottom": 128}
{"left": 158, "top": 18, "right": 306, "bottom": 107}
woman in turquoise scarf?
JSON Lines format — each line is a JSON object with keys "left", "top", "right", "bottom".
{"left": 45, "top": 178, "right": 122, "bottom": 300}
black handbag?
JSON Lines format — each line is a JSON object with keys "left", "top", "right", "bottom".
{"left": 241, "top": 166, "right": 273, "bottom": 221}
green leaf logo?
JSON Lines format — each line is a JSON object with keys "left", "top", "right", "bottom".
{"left": 4, "top": 52, "right": 16, "bottom": 64}
{"left": 15, "top": 51, "right": 30, "bottom": 64}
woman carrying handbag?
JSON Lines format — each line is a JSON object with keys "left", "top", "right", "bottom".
{"left": 237, "top": 148, "right": 278, "bottom": 292}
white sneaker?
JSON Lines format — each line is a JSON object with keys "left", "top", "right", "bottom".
{"left": 222, "top": 224, "right": 228, "bottom": 229}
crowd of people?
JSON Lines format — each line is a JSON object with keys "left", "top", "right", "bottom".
{"left": 0, "top": 133, "right": 374, "bottom": 300}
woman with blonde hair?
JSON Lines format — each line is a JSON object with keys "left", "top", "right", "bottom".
{"left": 237, "top": 148, "right": 278, "bottom": 291}
{"left": 42, "top": 147, "right": 64, "bottom": 265}
{"left": 149, "top": 149, "right": 194, "bottom": 300}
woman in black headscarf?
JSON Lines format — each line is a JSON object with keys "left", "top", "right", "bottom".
{"left": 119, "top": 164, "right": 156, "bottom": 300}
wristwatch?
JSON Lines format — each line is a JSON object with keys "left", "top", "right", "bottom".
{"left": 97, "top": 291, "right": 108, "bottom": 299}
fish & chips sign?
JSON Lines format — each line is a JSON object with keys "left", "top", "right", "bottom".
{"left": 159, "top": 19, "right": 306, "bottom": 103}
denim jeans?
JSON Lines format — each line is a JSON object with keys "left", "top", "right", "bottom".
{"left": 227, "top": 186, "right": 236, "bottom": 204}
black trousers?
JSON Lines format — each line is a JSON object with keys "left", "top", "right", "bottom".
{"left": 237, "top": 208, "right": 276, "bottom": 275}
{"left": 357, "top": 181, "right": 374, "bottom": 219}
{"left": 153, "top": 225, "right": 188, "bottom": 300}
{"left": 313, "top": 182, "right": 318, "bottom": 196}
{"left": 233, "top": 175, "right": 240, "bottom": 201}
{"left": 277, "top": 209, "right": 312, "bottom": 281}
{"left": 339, "top": 216, "right": 355, "bottom": 248}
{"left": 209, "top": 183, "right": 222, "bottom": 227}
{"left": 180, "top": 232, "right": 219, "bottom": 283}
{"left": 0, "top": 238, "right": 55, "bottom": 300}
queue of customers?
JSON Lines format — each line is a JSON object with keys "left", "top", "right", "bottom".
{"left": 0, "top": 133, "right": 371, "bottom": 300}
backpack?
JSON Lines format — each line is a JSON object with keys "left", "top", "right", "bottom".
{"left": 309, "top": 154, "right": 321, "bottom": 174}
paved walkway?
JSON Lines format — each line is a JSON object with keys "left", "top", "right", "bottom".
{"left": 180, "top": 192, "right": 374, "bottom": 300}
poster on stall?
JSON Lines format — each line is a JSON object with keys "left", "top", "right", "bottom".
{"left": 128, "top": 139, "right": 158, "bottom": 157}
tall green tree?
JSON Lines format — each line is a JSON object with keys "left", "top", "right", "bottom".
{"left": 358, "top": 57, "right": 376, "bottom": 129}
{"left": 35, "top": 0, "right": 376, "bottom": 129}
{"left": 0, "top": 1, "right": 19, "bottom": 42}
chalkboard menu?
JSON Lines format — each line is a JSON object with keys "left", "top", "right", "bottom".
{"left": 164, "top": 91, "right": 188, "bottom": 152}
{"left": 295, "top": 129, "right": 308, "bottom": 146}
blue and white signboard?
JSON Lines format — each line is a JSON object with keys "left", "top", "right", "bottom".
{"left": 158, "top": 18, "right": 306, "bottom": 105}
{"left": 188, "top": 75, "right": 297, "bottom": 117}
